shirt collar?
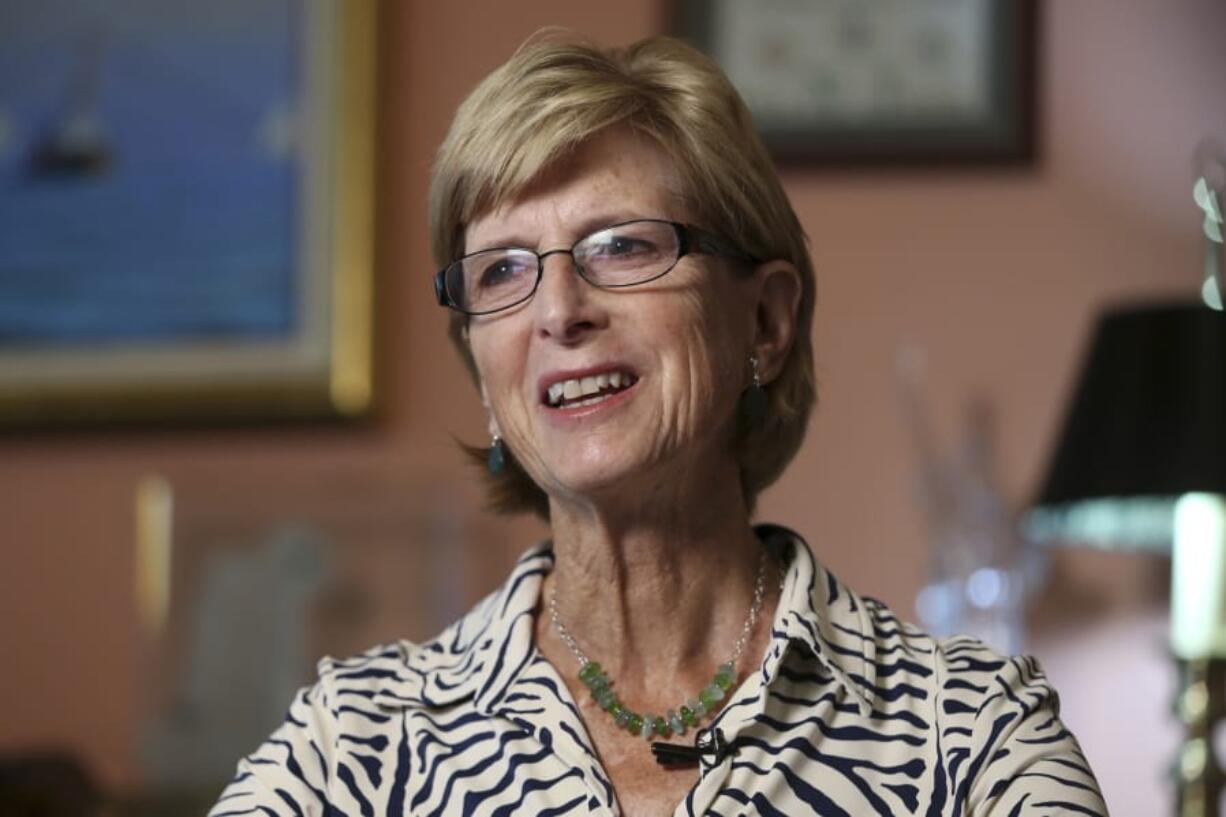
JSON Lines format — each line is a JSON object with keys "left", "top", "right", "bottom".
{"left": 756, "top": 524, "right": 876, "bottom": 717}
{"left": 372, "top": 525, "right": 877, "bottom": 718}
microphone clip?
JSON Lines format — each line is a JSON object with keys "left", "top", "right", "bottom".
{"left": 650, "top": 727, "right": 733, "bottom": 769}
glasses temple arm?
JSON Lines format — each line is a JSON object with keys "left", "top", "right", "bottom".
{"left": 686, "top": 226, "right": 759, "bottom": 265}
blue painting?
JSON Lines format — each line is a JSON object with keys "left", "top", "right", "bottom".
{"left": 0, "top": 0, "right": 300, "bottom": 347}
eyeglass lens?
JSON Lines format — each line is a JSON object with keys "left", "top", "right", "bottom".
{"left": 446, "top": 220, "right": 682, "bottom": 315}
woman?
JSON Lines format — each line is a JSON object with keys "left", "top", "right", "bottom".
{"left": 210, "top": 35, "right": 1105, "bottom": 816}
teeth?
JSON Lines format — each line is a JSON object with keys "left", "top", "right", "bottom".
{"left": 545, "top": 371, "right": 636, "bottom": 407}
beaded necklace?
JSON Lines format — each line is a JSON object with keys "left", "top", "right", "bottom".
{"left": 548, "top": 550, "right": 768, "bottom": 742}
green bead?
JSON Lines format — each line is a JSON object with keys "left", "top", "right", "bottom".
{"left": 579, "top": 662, "right": 602, "bottom": 683}
{"left": 699, "top": 688, "right": 716, "bottom": 709}
{"left": 595, "top": 688, "right": 616, "bottom": 710}
{"left": 714, "top": 663, "right": 736, "bottom": 691}
{"left": 654, "top": 716, "right": 670, "bottom": 737}
{"left": 610, "top": 702, "right": 625, "bottom": 719}
{"left": 626, "top": 714, "right": 643, "bottom": 734}
{"left": 680, "top": 705, "right": 697, "bottom": 727}
{"left": 613, "top": 706, "right": 630, "bottom": 727}
{"left": 642, "top": 715, "right": 657, "bottom": 740}
{"left": 588, "top": 673, "right": 610, "bottom": 694}
{"left": 705, "top": 683, "right": 725, "bottom": 703}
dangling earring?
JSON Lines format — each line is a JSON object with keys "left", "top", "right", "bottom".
{"left": 487, "top": 434, "right": 507, "bottom": 475}
{"left": 738, "top": 355, "right": 768, "bottom": 426}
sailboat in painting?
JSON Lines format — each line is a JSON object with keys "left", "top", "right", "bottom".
{"left": 27, "top": 28, "right": 114, "bottom": 179}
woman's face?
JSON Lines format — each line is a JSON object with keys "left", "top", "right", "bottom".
{"left": 464, "top": 128, "right": 758, "bottom": 508}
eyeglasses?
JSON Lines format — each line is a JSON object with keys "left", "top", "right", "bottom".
{"left": 433, "top": 218, "right": 754, "bottom": 316}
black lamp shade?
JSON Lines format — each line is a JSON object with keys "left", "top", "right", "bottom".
{"left": 1036, "top": 302, "right": 1226, "bottom": 504}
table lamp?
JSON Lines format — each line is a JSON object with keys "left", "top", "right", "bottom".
{"left": 1027, "top": 168, "right": 1226, "bottom": 816}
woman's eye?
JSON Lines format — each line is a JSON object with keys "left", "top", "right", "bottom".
{"left": 593, "top": 235, "right": 654, "bottom": 257}
{"left": 476, "top": 257, "right": 526, "bottom": 288}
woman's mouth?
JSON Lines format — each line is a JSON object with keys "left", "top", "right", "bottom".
{"left": 544, "top": 370, "right": 639, "bottom": 409}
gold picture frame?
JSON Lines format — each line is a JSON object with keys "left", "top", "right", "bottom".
{"left": 0, "top": 1, "right": 378, "bottom": 425}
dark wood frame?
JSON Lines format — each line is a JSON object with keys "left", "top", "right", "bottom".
{"left": 674, "top": 0, "right": 1037, "bottom": 166}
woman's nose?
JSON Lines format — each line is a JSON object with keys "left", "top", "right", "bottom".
{"left": 532, "top": 252, "right": 607, "bottom": 342}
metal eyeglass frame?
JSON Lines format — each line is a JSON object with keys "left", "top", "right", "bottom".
{"left": 433, "top": 218, "right": 757, "bottom": 316}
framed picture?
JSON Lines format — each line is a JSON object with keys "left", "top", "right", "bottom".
{"left": 0, "top": 0, "right": 377, "bottom": 426}
{"left": 676, "top": 0, "right": 1036, "bottom": 165}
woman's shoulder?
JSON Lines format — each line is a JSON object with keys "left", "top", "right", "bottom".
{"left": 853, "top": 589, "right": 1061, "bottom": 705}
{"left": 207, "top": 548, "right": 553, "bottom": 816}
{"left": 767, "top": 524, "right": 1054, "bottom": 708}
{"left": 309, "top": 603, "right": 498, "bottom": 712}
{"left": 314, "top": 541, "right": 554, "bottom": 710}
{"left": 844, "top": 585, "right": 1064, "bottom": 716}
{"left": 821, "top": 588, "right": 1103, "bottom": 812}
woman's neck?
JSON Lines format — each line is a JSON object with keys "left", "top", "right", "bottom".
{"left": 538, "top": 462, "right": 776, "bottom": 703}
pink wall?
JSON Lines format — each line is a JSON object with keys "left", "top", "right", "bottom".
{"left": 1, "top": 1, "right": 1222, "bottom": 808}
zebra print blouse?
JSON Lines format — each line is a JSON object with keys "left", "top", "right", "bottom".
{"left": 209, "top": 525, "right": 1106, "bottom": 816}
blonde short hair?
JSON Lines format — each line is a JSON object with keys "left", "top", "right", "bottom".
{"left": 428, "top": 33, "right": 816, "bottom": 517}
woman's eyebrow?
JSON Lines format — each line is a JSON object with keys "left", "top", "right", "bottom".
{"left": 468, "top": 211, "right": 664, "bottom": 253}
{"left": 467, "top": 232, "right": 536, "bottom": 253}
{"left": 568, "top": 212, "right": 657, "bottom": 238}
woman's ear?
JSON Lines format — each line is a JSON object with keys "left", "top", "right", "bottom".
{"left": 751, "top": 260, "right": 802, "bottom": 383}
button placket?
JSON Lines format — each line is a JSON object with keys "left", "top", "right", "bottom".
{"left": 673, "top": 660, "right": 778, "bottom": 815}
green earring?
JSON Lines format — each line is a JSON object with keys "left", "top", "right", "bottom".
{"left": 487, "top": 435, "right": 506, "bottom": 475}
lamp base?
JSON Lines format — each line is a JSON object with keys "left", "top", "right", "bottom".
{"left": 1176, "top": 657, "right": 1225, "bottom": 817}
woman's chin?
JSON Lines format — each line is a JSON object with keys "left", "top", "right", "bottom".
{"left": 543, "top": 462, "right": 638, "bottom": 502}
{"left": 537, "top": 452, "right": 664, "bottom": 509}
